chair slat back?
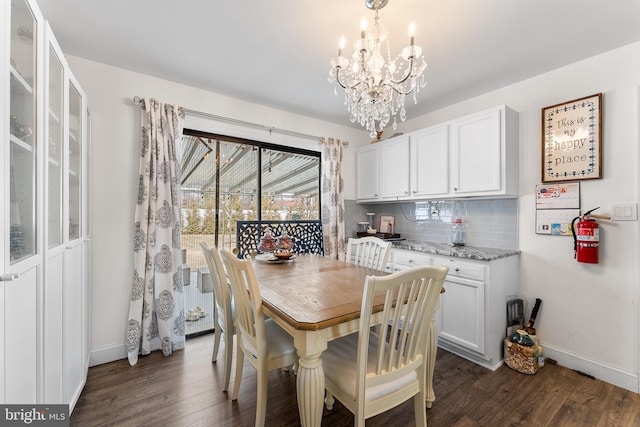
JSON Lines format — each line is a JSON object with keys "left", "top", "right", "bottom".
{"left": 199, "top": 243, "right": 232, "bottom": 321}
{"left": 356, "top": 265, "right": 448, "bottom": 391}
{"left": 220, "top": 249, "right": 265, "bottom": 354}
{"left": 346, "top": 237, "right": 392, "bottom": 271}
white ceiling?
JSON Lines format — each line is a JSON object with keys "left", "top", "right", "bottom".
{"left": 37, "top": 0, "right": 640, "bottom": 130}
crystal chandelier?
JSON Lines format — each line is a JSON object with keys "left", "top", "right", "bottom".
{"left": 328, "top": 0, "right": 427, "bottom": 138}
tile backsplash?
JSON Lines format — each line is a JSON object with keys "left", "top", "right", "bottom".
{"left": 345, "top": 198, "right": 518, "bottom": 250}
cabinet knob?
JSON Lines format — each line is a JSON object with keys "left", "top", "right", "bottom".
{"left": 455, "top": 267, "right": 460, "bottom": 272}
{"left": 453, "top": 187, "right": 458, "bottom": 191}
{"left": 409, "top": 259, "right": 415, "bottom": 263}
{"left": 404, "top": 191, "right": 408, "bottom": 195}
{"left": 412, "top": 190, "right": 417, "bottom": 194}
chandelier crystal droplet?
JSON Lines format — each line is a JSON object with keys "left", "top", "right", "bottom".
{"left": 328, "top": 0, "right": 427, "bottom": 138}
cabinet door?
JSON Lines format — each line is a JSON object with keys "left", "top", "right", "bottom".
{"left": 43, "top": 24, "right": 66, "bottom": 404}
{"left": 356, "top": 144, "right": 379, "bottom": 200}
{"left": 2, "top": 0, "right": 43, "bottom": 405}
{"left": 439, "top": 276, "right": 485, "bottom": 354}
{"left": 3, "top": 269, "right": 38, "bottom": 403}
{"left": 379, "top": 135, "right": 410, "bottom": 198}
{"left": 410, "top": 125, "right": 449, "bottom": 197}
{"left": 451, "top": 108, "right": 502, "bottom": 195}
{"left": 64, "top": 243, "right": 84, "bottom": 407}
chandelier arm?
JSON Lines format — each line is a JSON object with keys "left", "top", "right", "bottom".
{"left": 383, "top": 82, "right": 416, "bottom": 96}
{"left": 388, "top": 55, "right": 416, "bottom": 86}
{"left": 334, "top": 66, "right": 348, "bottom": 89}
{"left": 335, "top": 67, "right": 370, "bottom": 91}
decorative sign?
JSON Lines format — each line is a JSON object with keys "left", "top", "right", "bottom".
{"left": 541, "top": 93, "right": 602, "bottom": 182}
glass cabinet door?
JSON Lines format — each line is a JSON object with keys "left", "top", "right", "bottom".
{"left": 68, "top": 79, "right": 82, "bottom": 241}
{"left": 47, "top": 43, "right": 64, "bottom": 248}
{"left": 9, "top": 0, "right": 38, "bottom": 263}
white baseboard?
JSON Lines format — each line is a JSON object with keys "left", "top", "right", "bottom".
{"left": 542, "top": 343, "right": 639, "bottom": 393}
{"left": 90, "top": 343, "right": 127, "bottom": 367}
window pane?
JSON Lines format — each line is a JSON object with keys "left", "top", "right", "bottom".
{"left": 48, "top": 45, "right": 64, "bottom": 248}
{"left": 68, "top": 82, "right": 82, "bottom": 241}
{"left": 261, "top": 148, "right": 320, "bottom": 221}
{"left": 9, "top": 0, "right": 38, "bottom": 262}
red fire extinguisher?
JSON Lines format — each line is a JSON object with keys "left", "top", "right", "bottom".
{"left": 571, "top": 207, "right": 600, "bottom": 264}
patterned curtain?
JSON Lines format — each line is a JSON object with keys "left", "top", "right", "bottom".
{"left": 320, "top": 137, "right": 346, "bottom": 261}
{"left": 127, "top": 98, "right": 186, "bottom": 366}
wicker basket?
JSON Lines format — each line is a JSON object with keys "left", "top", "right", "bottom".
{"left": 504, "top": 338, "right": 542, "bottom": 375}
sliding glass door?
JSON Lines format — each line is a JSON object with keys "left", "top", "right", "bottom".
{"left": 179, "top": 131, "right": 320, "bottom": 335}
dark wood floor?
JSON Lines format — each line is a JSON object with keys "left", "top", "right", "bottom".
{"left": 71, "top": 334, "right": 640, "bottom": 426}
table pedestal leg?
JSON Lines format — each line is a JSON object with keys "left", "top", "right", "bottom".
{"left": 296, "top": 351, "right": 325, "bottom": 427}
{"left": 426, "top": 315, "right": 437, "bottom": 409}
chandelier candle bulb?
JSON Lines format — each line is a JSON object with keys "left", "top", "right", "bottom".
{"left": 360, "top": 19, "right": 367, "bottom": 38}
{"left": 338, "top": 36, "right": 345, "bottom": 56}
{"left": 409, "top": 22, "right": 415, "bottom": 46}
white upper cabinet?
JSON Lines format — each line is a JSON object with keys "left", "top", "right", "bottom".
{"left": 451, "top": 105, "right": 518, "bottom": 198}
{"left": 379, "top": 135, "right": 410, "bottom": 198}
{"left": 356, "top": 143, "right": 379, "bottom": 200}
{"left": 410, "top": 125, "right": 449, "bottom": 198}
{"left": 356, "top": 105, "right": 518, "bottom": 202}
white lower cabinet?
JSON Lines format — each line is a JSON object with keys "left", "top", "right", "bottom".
{"left": 3, "top": 267, "right": 39, "bottom": 404}
{"left": 44, "top": 251, "right": 64, "bottom": 403}
{"left": 437, "top": 258, "right": 486, "bottom": 355}
{"left": 390, "top": 248, "right": 431, "bottom": 271}
{"left": 390, "top": 248, "right": 518, "bottom": 370}
{"left": 64, "top": 243, "right": 85, "bottom": 407}
{"left": 433, "top": 254, "right": 518, "bottom": 370}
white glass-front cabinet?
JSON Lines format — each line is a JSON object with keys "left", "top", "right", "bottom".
{"left": 2, "top": 1, "right": 90, "bottom": 409}
{"left": 2, "top": 0, "right": 43, "bottom": 404}
{"left": 43, "top": 23, "right": 90, "bottom": 410}
{"left": 63, "top": 71, "right": 88, "bottom": 410}
{"left": 43, "top": 22, "right": 65, "bottom": 404}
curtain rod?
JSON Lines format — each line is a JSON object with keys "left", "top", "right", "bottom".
{"left": 132, "top": 96, "right": 348, "bottom": 146}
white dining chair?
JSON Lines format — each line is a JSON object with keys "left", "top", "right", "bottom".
{"left": 199, "top": 242, "right": 236, "bottom": 392}
{"left": 346, "top": 236, "right": 392, "bottom": 271}
{"left": 219, "top": 249, "right": 298, "bottom": 427}
{"left": 322, "top": 265, "right": 448, "bottom": 427}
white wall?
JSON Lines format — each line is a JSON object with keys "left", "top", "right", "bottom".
{"left": 69, "top": 39, "right": 640, "bottom": 392}
{"left": 398, "top": 41, "right": 640, "bottom": 391}
{"left": 65, "top": 56, "right": 366, "bottom": 365}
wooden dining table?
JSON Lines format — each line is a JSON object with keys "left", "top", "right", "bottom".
{"left": 250, "top": 253, "right": 440, "bottom": 427}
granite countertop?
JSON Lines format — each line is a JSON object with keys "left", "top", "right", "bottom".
{"left": 392, "top": 240, "right": 520, "bottom": 261}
